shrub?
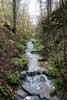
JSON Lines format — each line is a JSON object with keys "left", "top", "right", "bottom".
{"left": 55, "top": 79, "right": 64, "bottom": 91}
{"left": 48, "top": 67, "right": 60, "bottom": 78}
{"left": 15, "top": 38, "right": 27, "bottom": 53}
{"left": 53, "top": 54, "right": 61, "bottom": 68}
{"left": 34, "top": 40, "right": 44, "bottom": 52}
{"left": 16, "top": 42, "right": 26, "bottom": 53}
{"left": 11, "top": 56, "right": 28, "bottom": 70}
{"left": 7, "top": 72, "right": 21, "bottom": 85}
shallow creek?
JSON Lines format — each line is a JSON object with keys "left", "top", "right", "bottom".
{"left": 15, "top": 41, "right": 60, "bottom": 100}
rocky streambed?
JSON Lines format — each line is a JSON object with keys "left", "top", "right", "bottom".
{"left": 14, "top": 41, "right": 60, "bottom": 100}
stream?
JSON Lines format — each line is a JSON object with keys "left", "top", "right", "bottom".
{"left": 15, "top": 40, "right": 60, "bottom": 100}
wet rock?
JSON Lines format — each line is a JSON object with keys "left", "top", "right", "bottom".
{"left": 20, "top": 71, "right": 27, "bottom": 80}
{"left": 42, "top": 71, "right": 49, "bottom": 77}
{"left": 50, "top": 87, "right": 56, "bottom": 97}
{"left": 20, "top": 71, "right": 27, "bottom": 75}
{"left": 15, "top": 89, "right": 27, "bottom": 98}
{"left": 51, "top": 96, "right": 60, "bottom": 100}
{"left": 22, "top": 83, "right": 39, "bottom": 95}
{"left": 40, "top": 75, "right": 46, "bottom": 81}
{"left": 23, "top": 96, "right": 40, "bottom": 100}
{"left": 21, "top": 75, "right": 53, "bottom": 99}
{"left": 20, "top": 70, "right": 48, "bottom": 79}
{"left": 27, "top": 71, "right": 41, "bottom": 76}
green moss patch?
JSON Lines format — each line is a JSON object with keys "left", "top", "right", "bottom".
{"left": 6, "top": 72, "right": 21, "bottom": 85}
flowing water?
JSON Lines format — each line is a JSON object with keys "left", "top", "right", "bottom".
{"left": 15, "top": 41, "right": 60, "bottom": 100}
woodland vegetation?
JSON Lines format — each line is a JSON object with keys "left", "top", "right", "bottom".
{"left": 0, "top": 0, "right": 67, "bottom": 100}
{"left": 0, "top": 0, "right": 32, "bottom": 99}
{"left": 35, "top": 0, "right": 67, "bottom": 99}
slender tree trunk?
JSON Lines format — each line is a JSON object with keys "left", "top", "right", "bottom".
{"left": 61, "top": 0, "right": 67, "bottom": 67}
{"left": 13, "top": 0, "right": 16, "bottom": 34}
{"left": 39, "top": 0, "right": 43, "bottom": 34}
{"left": 47, "top": 0, "right": 52, "bottom": 17}
{"left": 47, "top": 0, "right": 52, "bottom": 57}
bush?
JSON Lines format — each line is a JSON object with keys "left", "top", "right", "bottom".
{"left": 7, "top": 72, "right": 21, "bottom": 85}
{"left": 34, "top": 40, "right": 44, "bottom": 52}
{"left": 53, "top": 54, "right": 61, "bottom": 68}
{"left": 15, "top": 38, "right": 27, "bottom": 53}
{"left": 48, "top": 67, "right": 60, "bottom": 78}
{"left": 55, "top": 79, "right": 64, "bottom": 91}
{"left": 16, "top": 42, "right": 26, "bottom": 53}
{"left": 11, "top": 56, "right": 28, "bottom": 70}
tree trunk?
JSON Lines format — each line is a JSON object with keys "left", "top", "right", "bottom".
{"left": 61, "top": 0, "right": 67, "bottom": 67}
{"left": 13, "top": 0, "right": 16, "bottom": 34}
